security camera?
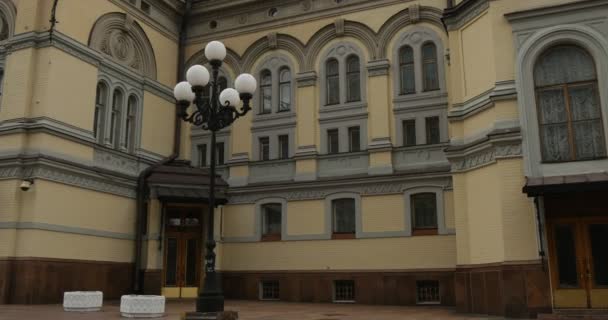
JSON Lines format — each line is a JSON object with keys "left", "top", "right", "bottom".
{"left": 20, "top": 179, "right": 33, "bottom": 191}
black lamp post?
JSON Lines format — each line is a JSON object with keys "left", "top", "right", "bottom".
{"left": 173, "top": 40, "right": 256, "bottom": 316}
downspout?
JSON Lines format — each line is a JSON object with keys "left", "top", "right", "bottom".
{"left": 132, "top": 0, "right": 192, "bottom": 293}
{"left": 49, "top": 0, "right": 59, "bottom": 43}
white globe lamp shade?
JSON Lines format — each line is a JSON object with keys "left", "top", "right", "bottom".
{"left": 219, "top": 88, "right": 240, "bottom": 107}
{"left": 205, "top": 41, "right": 227, "bottom": 61}
{"left": 234, "top": 73, "right": 257, "bottom": 95}
{"left": 173, "top": 81, "right": 194, "bottom": 102}
{"left": 186, "top": 65, "right": 210, "bottom": 87}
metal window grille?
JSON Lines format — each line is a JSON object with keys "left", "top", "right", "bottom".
{"left": 416, "top": 280, "right": 440, "bottom": 304}
{"left": 260, "top": 281, "right": 280, "bottom": 300}
{"left": 334, "top": 280, "right": 355, "bottom": 302}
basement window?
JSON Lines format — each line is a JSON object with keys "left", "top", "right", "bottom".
{"left": 416, "top": 280, "right": 440, "bottom": 305}
{"left": 260, "top": 280, "right": 280, "bottom": 300}
{"left": 333, "top": 280, "right": 355, "bottom": 302}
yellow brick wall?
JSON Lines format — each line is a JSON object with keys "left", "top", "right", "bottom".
{"left": 361, "top": 194, "right": 405, "bottom": 233}
{"left": 286, "top": 200, "right": 325, "bottom": 236}
{"left": 141, "top": 91, "right": 176, "bottom": 156}
{"left": 220, "top": 235, "right": 456, "bottom": 271}
{"left": 222, "top": 204, "right": 255, "bottom": 238}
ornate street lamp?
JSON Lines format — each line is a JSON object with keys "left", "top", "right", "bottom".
{"left": 173, "top": 40, "right": 256, "bottom": 316}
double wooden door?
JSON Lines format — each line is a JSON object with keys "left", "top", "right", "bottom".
{"left": 547, "top": 217, "right": 608, "bottom": 308}
{"left": 162, "top": 206, "right": 203, "bottom": 299}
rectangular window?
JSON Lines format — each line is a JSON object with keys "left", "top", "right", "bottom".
{"left": 332, "top": 198, "right": 356, "bottom": 235}
{"left": 215, "top": 142, "right": 225, "bottom": 165}
{"left": 402, "top": 119, "right": 416, "bottom": 147}
{"left": 259, "top": 137, "right": 270, "bottom": 161}
{"left": 411, "top": 193, "right": 438, "bottom": 232}
{"left": 334, "top": 280, "right": 355, "bottom": 302}
{"left": 278, "top": 135, "right": 289, "bottom": 159}
{"left": 260, "top": 280, "right": 280, "bottom": 300}
{"left": 425, "top": 116, "right": 440, "bottom": 144}
{"left": 198, "top": 144, "right": 207, "bottom": 167}
{"left": 416, "top": 280, "right": 440, "bottom": 304}
{"left": 348, "top": 126, "right": 360, "bottom": 152}
{"left": 327, "top": 129, "right": 339, "bottom": 154}
{"left": 262, "top": 203, "right": 282, "bottom": 240}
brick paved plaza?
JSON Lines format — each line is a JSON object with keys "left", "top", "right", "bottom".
{"left": 0, "top": 300, "right": 506, "bottom": 320}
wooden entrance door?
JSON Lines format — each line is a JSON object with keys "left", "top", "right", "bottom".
{"left": 162, "top": 206, "right": 203, "bottom": 299}
{"left": 547, "top": 217, "right": 608, "bottom": 309}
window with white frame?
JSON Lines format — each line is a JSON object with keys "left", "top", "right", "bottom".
{"left": 399, "top": 46, "right": 415, "bottom": 94}
{"left": 254, "top": 55, "right": 294, "bottom": 115}
{"left": 94, "top": 82, "right": 108, "bottom": 140}
{"left": 393, "top": 27, "right": 445, "bottom": 97}
{"left": 261, "top": 203, "right": 282, "bottom": 241}
{"left": 327, "top": 129, "right": 340, "bottom": 154}
{"left": 411, "top": 193, "right": 438, "bottom": 232}
{"left": 260, "top": 70, "right": 272, "bottom": 114}
{"left": 197, "top": 144, "right": 207, "bottom": 167}
{"left": 278, "top": 135, "right": 289, "bottom": 160}
{"left": 215, "top": 142, "right": 225, "bottom": 165}
{"left": 425, "top": 116, "right": 440, "bottom": 145}
{"left": 402, "top": 119, "right": 416, "bottom": 147}
{"left": 533, "top": 45, "right": 606, "bottom": 162}
{"left": 348, "top": 126, "right": 361, "bottom": 152}
{"left": 321, "top": 42, "right": 366, "bottom": 107}
{"left": 279, "top": 68, "right": 291, "bottom": 112}
{"left": 421, "top": 42, "right": 439, "bottom": 92}
{"left": 94, "top": 79, "right": 141, "bottom": 154}
{"left": 332, "top": 198, "right": 356, "bottom": 235}
{"left": 259, "top": 137, "right": 270, "bottom": 161}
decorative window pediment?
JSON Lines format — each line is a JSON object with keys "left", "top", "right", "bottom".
{"left": 89, "top": 13, "right": 157, "bottom": 79}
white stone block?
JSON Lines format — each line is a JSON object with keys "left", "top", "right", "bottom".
{"left": 120, "top": 295, "right": 165, "bottom": 318}
{"left": 63, "top": 291, "right": 103, "bottom": 312}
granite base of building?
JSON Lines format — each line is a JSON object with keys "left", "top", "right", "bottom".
{"left": 221, "top": 270, "right": 455, "bottom": 306}
{"left": 455, "top": 262, "right": 551, "bottom": 318}
{"left": 0, "top": 257, "right": 133, "bottom": 304}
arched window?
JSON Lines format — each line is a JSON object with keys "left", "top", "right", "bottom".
{"left": 422, "top": 43, "right": 439, "bottom": 91}
{"left": 125, "top": 95, "right": 137, "bottom": 152}
{"left": 94, "top": 82, "right": 108, "bottom": 140}
{"left": 346, "top": 55, "right": 361, "bottom": 102}
{"left": 279, "top": 68, "right": 291, "bottom": 112}
{"left": 326, "top": 59, "right": 340, "bottom": 105}
{"left": 534, "top": 45, "right": 606, "bottom": 162}
{"left": 399, "top": 46, "right": 415, "bottom": 94}
{"left": 260, "top": 70, "right": 272, "bottom": 114}
{"left": 110, "top": 89, "right": 123, "bottom": 148}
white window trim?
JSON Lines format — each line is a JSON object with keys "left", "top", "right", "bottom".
{"left": 252, "top": 54, "right": 296, "bottom": 117}
{"left": 403, "top": 187, "right": 446, "bottom": 236}
{"left": 254, "top": 198, "right": 287, "bottom": 241}
{"left": 319, "top": 41, "right": 367, "bottom": 110}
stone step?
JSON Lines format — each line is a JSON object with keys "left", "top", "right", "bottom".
{"left": 538, "top": 309, "right": 608, "bottom": 320}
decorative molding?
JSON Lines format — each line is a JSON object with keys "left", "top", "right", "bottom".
{"left": 448, "top": 81, "right": 517, "bottom": 121}
{"left": 447, "top": 137, "right": 523, "bottom": 173}
{"left": 409, "top": 4, "right": 420, "bottom": 24}
{"left": 267, "top": 32, "right": 278, "bottom": 49}
{"left": 228, "top": 174, "right": 452, "bottom": 204}
{"left": 0, "top": 222, "right": 135, "bottom": 240}
{"left": 295, "top": 71, "right": 317, "bottom": 87}
{"left": 4, "top": 31, "right": 174, "bottom": 102}
{"left": 335, "top": 18, "right": 345, "bottom": 37}
{"left": 367, "top": 59, "right": 390, "bottom": 77}
{"left": 0, "top": 0, "right": 16, "bottom": 42}
{"left": 443, "top": 0, "right": 489, "bottom": 31}
{"left": 0, "top": 159, "right": 137, "bottom": 198}
{"left": 89, "top": 12, "right": 157, "bottom": 80}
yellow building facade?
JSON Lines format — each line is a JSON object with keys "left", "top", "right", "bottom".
{"left": 0, "top": 0, "right": 607, "bottom": 318}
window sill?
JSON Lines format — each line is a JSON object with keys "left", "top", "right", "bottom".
{"left": 318, "top": 150, "right": 368, "bottom": 159}
{"left": 261, "top": 234, "right": 281, "bottom": 241}
{"left": 412, "top": 228, "right": 438, "bottom": 236}
{"left": 332, "top": 233, "right": 356, "bottom": 240}
{"left": 540, "top": 156, "right": 607, "bottom": 164}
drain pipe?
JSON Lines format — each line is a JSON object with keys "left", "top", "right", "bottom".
{"left": 132, "top": 0, "right": 193, "bottom": 293}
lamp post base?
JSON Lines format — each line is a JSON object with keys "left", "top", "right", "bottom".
{"left": 195, "top": 292, "right": 224, "bottom": 314}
